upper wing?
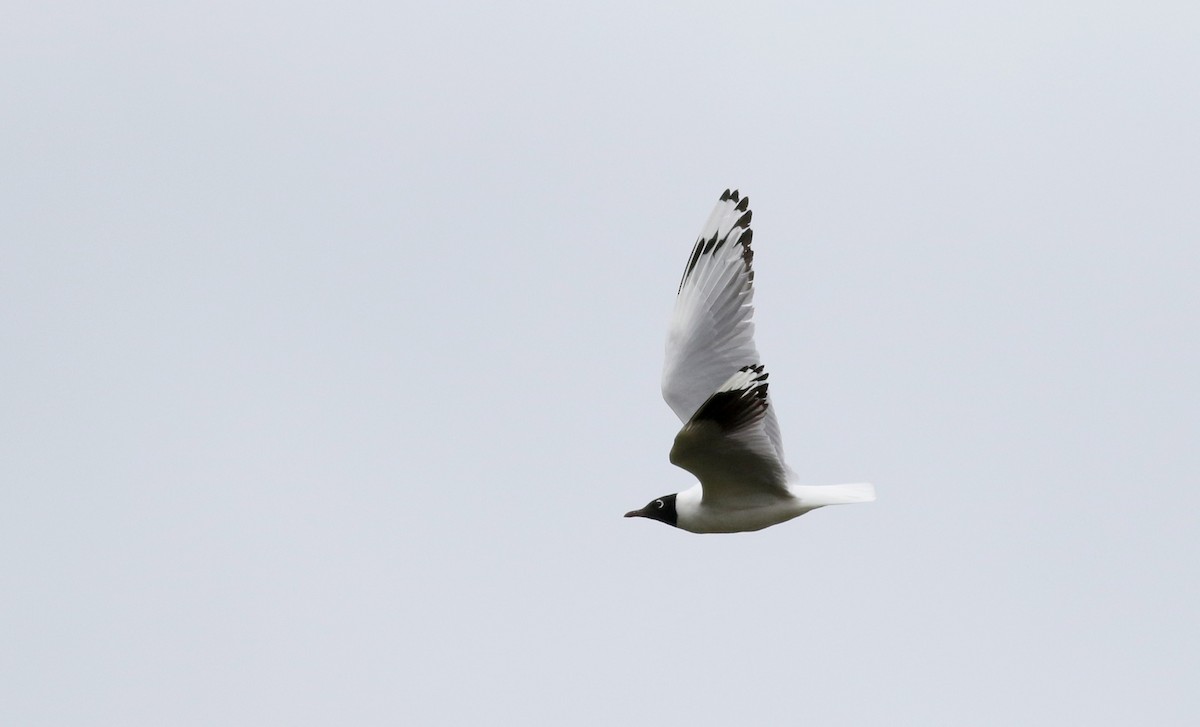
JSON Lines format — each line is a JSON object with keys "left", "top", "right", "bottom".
{"left": 661, "top": 189, "right": 786, "bottom": 463}
{"left": 669, "top": 365, "right": 789, "bottom": 500}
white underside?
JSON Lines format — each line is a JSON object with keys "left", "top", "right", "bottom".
{"left": 675, "top": 482, "right": 875, "bottom": 534}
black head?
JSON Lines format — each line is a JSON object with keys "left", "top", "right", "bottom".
{"left": 624, "top": 493, "right": 678, "bottom": 527}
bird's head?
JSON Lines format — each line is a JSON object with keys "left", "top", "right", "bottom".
{"left": 624, "top": 493, "right": 679, "bottom": 527}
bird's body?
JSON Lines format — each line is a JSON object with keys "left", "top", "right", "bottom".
{"left": 625, "top": 190, "right": 875, "bottom": 534}
{"left": 671, "top": 481, "right": 878, "bottom": 534}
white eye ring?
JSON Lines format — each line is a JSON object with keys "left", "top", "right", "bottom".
{"left": 655, "top": 499, "right": 664, "bottom": 509}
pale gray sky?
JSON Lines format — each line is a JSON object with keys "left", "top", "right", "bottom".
{"left": 3, "top": 2, "right": 1198, "bottom": 725}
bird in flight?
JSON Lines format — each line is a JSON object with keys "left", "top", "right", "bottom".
{"left": 625, "top": 190, "right": 875, "bottom": 533}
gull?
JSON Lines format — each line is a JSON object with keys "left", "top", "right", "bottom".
{"left": 625, "top": 190, "right": 875, "bottom": 533}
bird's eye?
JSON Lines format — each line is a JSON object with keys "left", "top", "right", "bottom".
{"left": 655, "top": 499, "right": 664, "bottom": 509}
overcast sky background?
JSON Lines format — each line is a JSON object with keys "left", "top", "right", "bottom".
{"left": 3, "top": 2, "right": 1198, "bottom": 725}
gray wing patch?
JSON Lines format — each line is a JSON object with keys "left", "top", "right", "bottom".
{"left": 669, "top": 363, "right": 789, "bottom": 499}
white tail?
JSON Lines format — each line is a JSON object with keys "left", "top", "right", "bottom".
{"left": 789, "top": 482, "right": 876, "bottom": 508}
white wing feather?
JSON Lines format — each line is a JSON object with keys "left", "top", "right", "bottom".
{"left": 661, "top": 190, "right": 787, "bottom": 464}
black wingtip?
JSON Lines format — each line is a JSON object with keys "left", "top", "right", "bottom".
{"left": 689, "top": 366, "right": 770, "bottom": 432}
{"left": 739, "top": 229, "right": 755, "bottom": 273}
{"left": 678, "top": 191, "right": 756, "bottom": 294}
{"left": 741, "top": 363, "right": 768, "bottom": 382}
